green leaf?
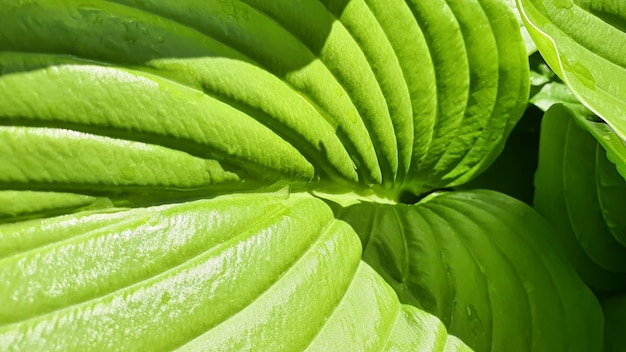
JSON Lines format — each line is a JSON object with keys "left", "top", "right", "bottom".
{"left": 518, "top": 0, "right": 626, "bottom": 145}
{"left": 0, "top": 125, "right": 242, "bottom": 191}
{"left": 602, "top": 294, "right": 626, "bottom": 352}
{"left": 534, "top": 104, "right": 626, "bottom": 291}
{"left": 596, "top": 147, "right": 626, "bottom": 246}
{"left": 0, "top": 0, "right": 529, "bottom": 198}
{"left": 0, "top": 56, "right": 314, "bottom": 184}
{"left": 334, "top": 189, "right": 602, "bottom": 352}
{"left": 455, "top": 105, "right": 542, "bottom": 205}
{"left": 0, "top": 0, "right": 536, "bottom": 348}
{"left": 530, "top": 82, "right": 594, "bottom": 118}
{"left": 505, "top": 0, "right": 538, "bottom": 54}
{"left": 526, "top": 70, "right": 626, "bottom": 180}
{"left": 0, "top": 193, "right": 470, "bottom": 351}
{"left": 0, "top": 191, "right": 106, "bottom": 222}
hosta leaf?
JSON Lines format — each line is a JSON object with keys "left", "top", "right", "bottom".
{"left": 0, "top": 125, "right": 242, "bottom": 191}
{"left": 518, "top": 0, "right": 626, "bottom": 147}
{"left": 530, "top": 82, "right": 594, "bottom": 118}
{"left": 418, "top": 0, "right": 530, "bottom": 189}
{"left": 0, "top": 191, "right": 105, "bottom": 222}
{"left": 527, "top": 74, "right": 626, "bottom": 180}
{"left": 0, "top": 0, "right": 528, "bottom": 198}
{"left": 241, "top": 0, "right": 400, "bottom": 184}
{"left": 0, "top": 193, "right": 470, "bottom": 351}
{"left": 0, "top": 56, "right": 314, "bottom": 185}
{"left": 0, "top": 0, "right": 532, "bottom": 349}
{"left": 534, "top": 104, "right": 626, "bottom": 291}
{"left": 505, "top": 0, "right": 537, "bottom": 54}
{"left": 455, "top": 105, "right": 542, "bottom": 205}
{"left": 578, "top": 118, "right": 626, "bottom": 181}
{"left": 602, "top": 294, "right": 626, "bottom": 352}
{"left": 334, "top": 189, "right": 602, "bottom": 352}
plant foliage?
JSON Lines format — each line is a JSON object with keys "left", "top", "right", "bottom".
{"left": 0, "top": 0, "right": 625, "bottom": 351}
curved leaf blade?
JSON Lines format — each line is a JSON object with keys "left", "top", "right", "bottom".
{"left": 518, "top": 0, "right": 626, "bottom": 145}
{"left": 335, "top": 190, "right": 603, "bottom": 352}
{"left": 0, "top": 0, "right": 528, "bottom": 198}
{"left": 0, "top": 193, "right": 470, "bottom": 351}
{"left": 596, "top": 146, "right": 626, "bottom": 246}
{"left": 534, "top": 104, "right": 626, "bottom": 291}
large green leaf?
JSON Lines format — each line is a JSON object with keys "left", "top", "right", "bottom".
{"left": 333, "top": 189, "right": 602, "bottom": 352}
{"left": 0, "top": 0, "right": 528, "bottom": 198}
{"left": 518, "top": 0, "right": 626, "bottom": 150}
{"left": 0, "top": 0, "right": 543, "bottom": 349}
{"left": 0, "top": 193, "right": 470, "bottom": 351}
{"left": 454, "top": 104, "right": 542, "bottom": 205}
{"left": 534, "top": 104, "right": 626, "bottom": 291}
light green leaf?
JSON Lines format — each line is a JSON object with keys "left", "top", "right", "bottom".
{"left": 526, "top": 71, "right": 626, "bottom": 180}
{"left": 0, "top": 56, "right": 314, "bottom": 184}
{"left": 0, "top": 125, "right": 242, "bottom": 191}
{"left": 0, "top": 0, "right": 528, "bottom": 198}
{"left": 0, "top": 191, "right": 106, "bottom": 222}
{"left": 530, "top": 82, "right": 594, "bottom": 118}
{"left": 518, "top": 0, "right": 626, "bottom": 147}
{"left": 534, "top": 104, "right": 626, "bottom": 291}
{"left": 0, "top": 0, "right": 535, "bottom": 348}
{"left": 334, "top": 189, "right": 603, "bottom": 352}
{"left": 0, "top": 193, "right": 469, "bottom": 351}
{"left": 505, "top": 0, "right": 538, "bottom": 54}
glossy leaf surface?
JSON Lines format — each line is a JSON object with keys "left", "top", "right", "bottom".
{"left": 0, "top": 0, "right": 528, "bottom": 197}
{"left": 528, "top": 77, "right": 626, "bottom": 180}
{"left": 534, "top": 104, "right": 626, "bottom": 291}
{"left": 334, "top": 189, "right": 603, "bottom": 352}
{"left": 0, "top": 193, "right": 470, "bottom": 351}
{"left": 518, "top": 0, "right": 626, "bottom": 148}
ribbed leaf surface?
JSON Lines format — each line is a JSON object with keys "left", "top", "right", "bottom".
{"left": 0, "top": 0, "right": 528, "bottom": 197}
{"left": 518, "top": 0, "right": 626, "bottom": 148}
{"left": 335, "top": 189, "right": 603, "bottom": 352}
{"left": 0, "top": 193, "right": 469, "bottom": 351}
{"left": 534, "top": 105, "right": 626, "bottom": 291}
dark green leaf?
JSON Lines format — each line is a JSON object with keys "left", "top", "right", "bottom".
{"left": 602, "top": 294, "right": 626, "bottom": 352}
